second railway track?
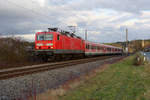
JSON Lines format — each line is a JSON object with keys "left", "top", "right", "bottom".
{"left": 0, "top": 56, "right": 118, "bottom": 80}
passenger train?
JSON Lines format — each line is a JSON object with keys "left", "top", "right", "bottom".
{"left": 35, "top": 28, "right": 122, "bottom": 61}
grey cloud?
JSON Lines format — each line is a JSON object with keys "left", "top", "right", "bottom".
{"left": 0, "top": 0, "right": 63, "bottom": 34}
{"left": 0, "top": 0, "right": 150, "bottom": 43}
{"left": 63, "top": 0, "right": 150, "bottom": 13}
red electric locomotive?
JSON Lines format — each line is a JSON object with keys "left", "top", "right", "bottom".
{"left": 35, "top": 28, "right": 122, "bottom": 61}
{"left": 35, "top": 28, "right": 85, "bottom": 61}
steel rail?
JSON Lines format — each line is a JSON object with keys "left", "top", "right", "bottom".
{"left": 0, "top": 56, "right": 117, "bottom": 80}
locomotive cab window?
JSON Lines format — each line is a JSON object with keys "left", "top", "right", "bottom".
{"left": 45, "top": 34, "right": 53, "bottom": 40}
{"left": 37, "top": 34, "right": 53, "bottom": 41}
{"left": 37, "top": 34, "right": 44, "bottom": 41}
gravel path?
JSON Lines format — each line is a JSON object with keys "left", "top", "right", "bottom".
{"left": 0, "top": 57, "right": 122, "bottom": 100}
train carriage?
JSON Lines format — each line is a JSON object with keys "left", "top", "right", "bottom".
{"left": 85, "top": 41, "right": 122, "bottom": 56}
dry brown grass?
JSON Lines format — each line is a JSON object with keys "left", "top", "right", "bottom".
{"left": 29, "top": 87, "right": 67, "bottom": 100}
{"left": 134, "top": 53, "right": 150, "bottom": 66}
{"left": 0, "top": 37, "right": 27, "bottom": 61}
{"left": 29, "top": 64, "right": 109, "bottom": 100}
{"left": 144, "top": 64, "right": 150, "bottom": 73}
{"left": 0, "top": 37, "right": 34, "bottom": 69}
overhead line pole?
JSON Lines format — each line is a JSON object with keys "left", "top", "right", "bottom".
{"left": 126, "top": 28, "right": 128, "bottom": 44}
{"left": 126, "top": 28, "right": 128, "bottom": 54}
{"left": 85, "top": 29, "right": 87, "bottom": 41}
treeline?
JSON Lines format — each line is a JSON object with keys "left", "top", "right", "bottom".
{"left": 0, "top": 37, "right": 34, "bottom": 69}
{"left": 109, "top": 39, "right": 150, "bottom": 53}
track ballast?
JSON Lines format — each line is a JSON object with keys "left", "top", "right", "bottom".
{"left": 0, "top": 56, "right": 118, "bottom": 80}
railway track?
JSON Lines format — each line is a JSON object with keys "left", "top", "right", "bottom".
{"left": 0, "top": 56, "right": 119, "bottom": 80}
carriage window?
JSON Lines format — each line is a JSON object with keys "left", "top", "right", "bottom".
{"left": 86, "top": 44, "right": 90, "bottom": 49}
{"left": 97, "top": 46, "right": 99, "bottom": 50}
{"left": 107, "top": 48, "right": 109, "bottom": 51}
{"left": 100, "top": 47, "right": 103, "bottom": 50}
{"left": 107, "top": 48, "right": 111, "bottom": 51}
{"left": 86, "top": 44, "right": 88, "bottom": 49}
{"left": 92, "top": 46, "right": 94, "bottom": 50}
{"left": 57, "top": 35, "right": 60, "bottom": 40}
{"left": 89, "top": 45, "right": 92, "bottom": 49}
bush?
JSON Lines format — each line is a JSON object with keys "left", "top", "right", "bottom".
{"left": 134, "top": 53, "right": 149, "bottom": 66}
{"left": 0, "top": 37, "right": 32, "bottom": 64}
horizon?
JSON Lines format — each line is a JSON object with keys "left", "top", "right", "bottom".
{"left": 1, "top": 33, "right": 149, "bottom": 44}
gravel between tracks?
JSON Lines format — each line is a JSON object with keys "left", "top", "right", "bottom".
{"left": 0, "top": 57, "right": 123, "bottom": 100}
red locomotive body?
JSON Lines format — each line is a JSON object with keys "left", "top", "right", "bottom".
{"left": 35, "top": 28, "right": 85, "bottom": 61}
{"left": 35, "top": 28, "right": 122, "bottom": 61}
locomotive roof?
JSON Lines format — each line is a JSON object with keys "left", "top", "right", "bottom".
{"left": 46, "top": 28, "right": 83, "bottom": 39}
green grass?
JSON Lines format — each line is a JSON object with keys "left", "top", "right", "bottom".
{"left": 60, "top": 56, "right": 150, "bottom": 100}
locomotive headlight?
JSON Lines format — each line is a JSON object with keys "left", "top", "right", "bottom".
{"left": 36, "top": 47, "right": 39, "bottom": 49}
{"left": 36, "top": 43, "right": 43, "bottom": 46}
{"left": 46, "top": 43, "right": 53, "bottom": 46}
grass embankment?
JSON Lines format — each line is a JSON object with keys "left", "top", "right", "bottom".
{"left": 61, "top": 55, "right": 150, "bottom": 100}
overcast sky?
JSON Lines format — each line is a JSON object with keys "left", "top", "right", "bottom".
{"left": 0, "top": 0, "right": 150, "bottom": 42}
